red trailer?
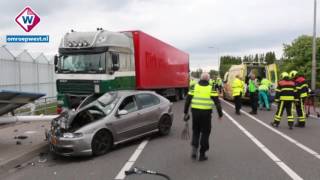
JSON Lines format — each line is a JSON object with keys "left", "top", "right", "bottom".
{"left": 131, "top": 31, "right": 189, "bottom": 99}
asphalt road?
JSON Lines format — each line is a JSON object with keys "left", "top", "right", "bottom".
{"left": 2, "top": 99, "right": 320, "bottom": 180}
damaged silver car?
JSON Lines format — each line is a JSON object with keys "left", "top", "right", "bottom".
{"left": 47, "top": 91, "right": 173, "bottom": 156}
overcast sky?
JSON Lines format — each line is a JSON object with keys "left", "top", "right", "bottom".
{"left": 0, "top": 0, "right": 318, "bottom": 70}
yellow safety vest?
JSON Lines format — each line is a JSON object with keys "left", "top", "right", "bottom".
{"left": 190, "top": 84, "right": 215, "bottom": 110}
{"left": 232, "top": 78, "right": 244, "bottom": 96}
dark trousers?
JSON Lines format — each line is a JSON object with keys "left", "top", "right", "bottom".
{"left": 250, "top": 92, "right": 258, "bottom": 113}
{"left": 295, "top": 98, "right": 306, "bottom": 126}
{"left": 234, "top": 93, "right": 242, "bottom": 113}
{"left": 191, "top": 109, "right": 212, "bottom": 154}
{"left": 274, "top": 101, "right": 294, "bottom": 126}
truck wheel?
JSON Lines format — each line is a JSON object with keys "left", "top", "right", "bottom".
{"left": 173, "top": 89, "right": 180, "bottom": 102}
{"left": 91, "top": 130, "right": 113, "bottom": 156}
{"left": 179, "top": 89, "right": 187, "bottom": 100}
{"left": 158, "top": 115, "right": 172, "bottom": 136}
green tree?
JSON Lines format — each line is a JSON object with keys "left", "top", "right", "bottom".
{"left": 281, "top": 35, "right": 320, "bottom": 88}
{"left": 265, "top": 51, "right": 276, "bottom": 64}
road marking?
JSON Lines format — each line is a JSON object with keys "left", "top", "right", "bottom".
{"left": 222, "top": 99, "right": 320, "bottom": 160}
{"left": 223, "top": 110, "right": 303, "bottom": 180}
{"left": 114, "top": 140, "right": 149, "bottom": 180}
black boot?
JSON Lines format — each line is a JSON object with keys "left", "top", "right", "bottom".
{"left": 270, "top": 122, "right": 279, "bottom": 127}
{"left": 199, "top": 153, "right": 208, "bottom": 161}
{"left": 288, "top": 122, "right": 293, "bottom": 130}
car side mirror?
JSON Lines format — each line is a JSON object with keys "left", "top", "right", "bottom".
{"left": 117, "top": 109, "right": 128, "bottom": 117}
{"left": 54, "top": 55, "right": 58, "bottom": 72}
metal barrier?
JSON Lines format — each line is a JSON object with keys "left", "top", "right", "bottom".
{"left": 14, "top": 96, "right": 57, "bottom": 115}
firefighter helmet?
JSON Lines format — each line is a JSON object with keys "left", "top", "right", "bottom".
{"left": 280, "top": 72, "right": 289, "bottom": 79}
{"left": 289, "top": 70, "right": 298, "bottom": 79}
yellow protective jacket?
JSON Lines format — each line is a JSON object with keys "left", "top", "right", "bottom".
{"left": 232, "top": 78, "right": 244, "bottom": 96}
{"left": 184, "top": 80, "right": 223, "bottom": 117}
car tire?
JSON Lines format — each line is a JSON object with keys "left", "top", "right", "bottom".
{"left": 158, "top": 115, "right": 172, "bottom": 136}
{"left": 91, "top": 130, "right": 113, "bottom": 156}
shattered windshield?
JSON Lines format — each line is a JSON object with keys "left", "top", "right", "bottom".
{"left": 59, "top": 53, "right": 106, "bottom": 73}
{"left": 98, "top": 92, "right": 118, "bottom": 115}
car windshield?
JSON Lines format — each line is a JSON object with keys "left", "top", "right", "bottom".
{"left": 97, "top": 92, "right": 118, "bottom": 116}
{"left": 59, "top": 53, "right": 106, "bottom": 73}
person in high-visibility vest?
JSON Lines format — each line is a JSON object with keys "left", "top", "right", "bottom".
{"left": 216, "top": 77, "right": 223, "bottom": 94}
{"left": 184, "top": 72, "right": 223, "bottom": 161}
{"left": 248, "top": 74, "right": 259, "bottom": 115}
{"left": 258, "top": 81, "right": 270, "bottom": 110}
{"left": 232, "top": 75, "right": 244, "bottom": 115}
{"left": 290, "top": 70, "right": 309, "bottom": 127}
{"left": 271, "top": 72, "right": 298, "bottom": 129}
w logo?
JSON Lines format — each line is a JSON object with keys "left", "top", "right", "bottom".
{"left": 15, "top": 7, "right": 40, "bottom": 32}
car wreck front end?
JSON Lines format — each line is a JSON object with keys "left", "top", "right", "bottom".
{"left": 47, "top": 93, "right": 118, "bottom": 156}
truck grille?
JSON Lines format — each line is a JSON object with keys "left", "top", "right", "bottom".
{"left": 57, "top": 80, "right": 94, "bottom": 94}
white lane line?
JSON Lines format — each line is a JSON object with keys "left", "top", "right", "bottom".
{"left": 223, "top": 110, "right": 303, "bottom": 180}
{"left": 114, "top": 140, "right": 149, "bottom": 180}
{"left": 222, "top": 99, "right": 320, "bottom": 160}
{"left": 271, "top": 103, "right": 318, "bottom": 119}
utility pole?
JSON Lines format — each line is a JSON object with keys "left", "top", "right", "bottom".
{"left": 312, "top": 0, "right": 317, "bottom": 90}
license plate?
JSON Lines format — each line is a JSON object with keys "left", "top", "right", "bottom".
{"left": 51, "top": 136, "right": 57, "bottom": 145}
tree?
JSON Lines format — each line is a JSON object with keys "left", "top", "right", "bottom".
{"left": 209, "top": 69, "right": 219, "bottom": 78}
{"left": 265, "top": 51, "right": 276, "bottom": 64}
{"left": 281, "top": 35, "right": 320, "bottom": 88}
{"left": 191, "top": 68, "right": 203, "bottom": 78}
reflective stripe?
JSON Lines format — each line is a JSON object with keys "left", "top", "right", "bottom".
{"left": 191, "top": 102, "right": 214, "bottom": 107}
{"left": 300, "top": 92, "right": 308, "bottom": 98}
{"left": 192, "top": 97, "right": 212, "bottom": 101}
{"left": 297, "top": 84, "right": 308, "bottom": 89}
{"left": 276, "top": 101, "right": 284, "bottom": 117}
{"left": 280, "top": 96, "right": 295, "bottom": 101}
{"left": 281, "top": 88, "right": 295, "bottom": 91}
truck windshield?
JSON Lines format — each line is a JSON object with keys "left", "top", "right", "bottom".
{"left": 59, "top": 53, "right": 106, "bottom": 73}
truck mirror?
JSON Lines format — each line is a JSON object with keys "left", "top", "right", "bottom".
{"left": 111, "top": 53, "right": 120, "bottom": 71}
{"left": 54, "top": 55, "right": 58, "bottom": 72}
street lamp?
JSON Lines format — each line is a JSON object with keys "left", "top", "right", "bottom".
{"left": 312, "top": 0, "right": 317, "bottom": 90}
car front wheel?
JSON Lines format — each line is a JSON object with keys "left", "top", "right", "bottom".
{"left": 158, "top": 115, "right": 172, "bottom": 136}
{"left": 91, "top": 130, "right": 113, "bottom": 156}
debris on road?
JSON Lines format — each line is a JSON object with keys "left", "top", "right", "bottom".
{"left": 16, "top": 141, "right": 21, "bottom": 145}
{"left": 14, "top": 135, "right": 28, "bottom": 140}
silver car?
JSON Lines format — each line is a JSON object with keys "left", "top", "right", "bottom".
{"left": 47, "top": 90, "right": 173, "bottom": 156}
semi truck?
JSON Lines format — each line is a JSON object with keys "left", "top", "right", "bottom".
{"left": 54, "top": 29, "right": 189, "bottom": 111}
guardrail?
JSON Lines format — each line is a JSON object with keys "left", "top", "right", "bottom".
{"left": 14, "top": 96, "right": 57, "bottom": 116}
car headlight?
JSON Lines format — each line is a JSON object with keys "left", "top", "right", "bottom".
{"left": 62, "top": 133, "right": 83, "bottom": 138}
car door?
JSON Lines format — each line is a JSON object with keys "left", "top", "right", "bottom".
{"left": 135, "top": 93, "right": 161, "bottom": 132}
{"left": 110, "top": 95, "right": 141, "bottom": 141}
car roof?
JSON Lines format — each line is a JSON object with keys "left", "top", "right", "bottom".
{"left": 106, "top": 90, "right": 157, "bottom": 97}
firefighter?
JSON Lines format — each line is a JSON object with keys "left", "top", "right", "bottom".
{"left": 184, "top": 72, "right": 223, "bottom": 161}
{"left": 232, "top": 75, "right": 244, "bottom": 115}
{"left": 271, "top": 72, "right": 297, "bottom": 129}
{"left": 290, "top": 70, "right": 309, "bottom": 127}
{"left": 248, "top": 74, "right": 259, "bottom": 114}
